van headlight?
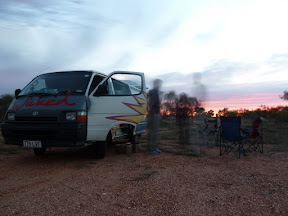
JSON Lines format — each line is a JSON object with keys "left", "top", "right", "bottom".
{"left": 66, "top": 112, "right": 76, "bottom": 121}
{"left": 7, "top": 113, "right": 15, "bottom": 121}
{"left": 77, "top": 111, "right": 87, "bottom": 122}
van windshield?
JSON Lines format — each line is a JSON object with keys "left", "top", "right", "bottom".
{"left": 19, "top": 72, "right": 92, "bottom": 96}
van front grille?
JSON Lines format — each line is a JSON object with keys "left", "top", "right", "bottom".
{"left": 15, "top": 117, "right": 58, "bottom": 122}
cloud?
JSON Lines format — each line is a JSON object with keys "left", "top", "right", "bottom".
{"left": 0, "top": 0, "right": 114, "bottom": 85}
{"left": 0, "top": 0, "right": 288, "bottom": 113}
{"left": 0, "top": 0, "right": 183, "bottom": 93}
{"left": 146, "top": 55, "right": 288, "bottom": 110}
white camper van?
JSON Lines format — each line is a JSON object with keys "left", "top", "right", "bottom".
{"left": 1, "top": 71, "right": 147, "bottom": 158}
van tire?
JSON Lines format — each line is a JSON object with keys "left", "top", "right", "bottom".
{"left": 106, "top": 132, "right": 112, "bottom": 146}
{"left": 131, "top": 135, "right": 141, "bottom": 144}
{"left": 33, "top": 147, "right": 46, "bottom": 156}
{"left": 93, "top": 132, "right": 112, "bottom": 159}
{"left": 93, "top": 141, "right": 107, "bottom": 159}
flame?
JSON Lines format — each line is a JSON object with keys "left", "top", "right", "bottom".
{"left": 106, "top": 95, "right": 147, "bottom": 124}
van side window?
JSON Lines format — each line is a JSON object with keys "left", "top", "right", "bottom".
{"left": 112, "top": 79, "right": 132, "bottom": 95}
{"left": 110, "top": 74, "right": 142, "bottom": 96}
{"left": 88, "top": 75, "right": 104, "bottom": 95}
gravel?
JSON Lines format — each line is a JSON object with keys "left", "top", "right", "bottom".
{"left": 1, "top": 145, "right": 288, "bottom": 215}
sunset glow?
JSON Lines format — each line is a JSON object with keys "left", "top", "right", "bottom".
{"left": 206, "top": 93, "right": 287, "bottom": 113}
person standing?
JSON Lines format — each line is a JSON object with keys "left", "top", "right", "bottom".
{"left": 147, "top": 79, "right": 162, "bottom": 154}
{"left": 191, "top": 72, "right": 207, "bottom": 155}
{"left": 191, "top": 72, "right": 206, "bottom": 106}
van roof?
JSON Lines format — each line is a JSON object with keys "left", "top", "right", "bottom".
{"left": 41, "top": 70, "right": 107, "bottom": 77}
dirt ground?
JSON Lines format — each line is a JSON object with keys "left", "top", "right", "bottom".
{"left": 1, "top": 136, "right": 288, "bottom": 216}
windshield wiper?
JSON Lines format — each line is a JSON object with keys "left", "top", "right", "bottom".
{"left": 57, "top": 90, "right": 83, "bottom": 95}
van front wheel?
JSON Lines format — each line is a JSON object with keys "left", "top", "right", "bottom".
{"left": 93, "top": 141, "right": 107, "bottom": 159}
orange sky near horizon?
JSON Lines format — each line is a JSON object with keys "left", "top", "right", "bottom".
{"left": 204, "top": 93, "right": 287, "bottom": 113}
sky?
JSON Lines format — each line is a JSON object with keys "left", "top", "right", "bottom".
{"left": 0, "top": 0, "right": 287, "bottom": 112}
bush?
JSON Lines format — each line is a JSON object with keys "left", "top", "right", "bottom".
{"left": 0, "top": 94, "right": 14, "bottom": 122}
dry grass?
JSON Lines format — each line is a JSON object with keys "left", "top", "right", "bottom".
{"left": 157, "top": 117, "right": 288, "bottom": 153}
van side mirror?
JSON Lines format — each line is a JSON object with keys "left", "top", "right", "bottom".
{"left": 15, "top": 89, "right": 21, "bottom": 97}
{"left": 93, "top": 84, "right": 108, "bottom": 96}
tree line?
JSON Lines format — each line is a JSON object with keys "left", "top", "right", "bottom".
{"left": 0, "top": 94, "right": 14, "bottom": 122}
{"left": 159, "top": 91, "right": 213, "bottom": 118}
{"left": 218, "top": 106, "right": 288, "bottom": 121}
{"left": 159, "top": 90, "right": 288, "bottom": 121}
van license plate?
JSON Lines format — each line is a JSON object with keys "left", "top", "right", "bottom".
{"left": 23, "top": 140, "right": 42, "bottom": 148}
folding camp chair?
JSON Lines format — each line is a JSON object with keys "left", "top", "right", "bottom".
{"left": 197, "top": 118, "right": 219, "bottom": 147}
{"left": 241, "top": 117, "right": 264, "bottom": 153}
{"left": 220, "top": 116, "right": 246, "bottom": 158}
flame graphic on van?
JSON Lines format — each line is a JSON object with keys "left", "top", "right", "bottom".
{"left": 106, "top": 95, "right": 147, "bottom": 124}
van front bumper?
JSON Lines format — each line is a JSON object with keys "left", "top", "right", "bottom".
{"left": 1, "top": 122, "right": 86, "bottom": 147}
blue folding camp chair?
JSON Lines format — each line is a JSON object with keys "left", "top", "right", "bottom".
{"left": 220, "top": 116, "right": 246, "bottom": 158}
